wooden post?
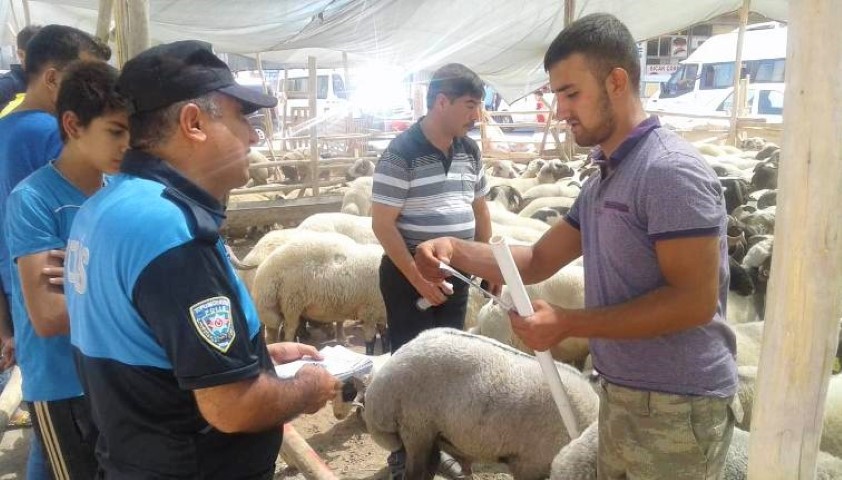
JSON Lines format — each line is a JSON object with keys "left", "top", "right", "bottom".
{"left": 114, "top": 0, "right": 150, "bottom": 65}
{"left": 255, "top": 52, "right": 278, "bottom": 161}
{"left": 21, "top": 0, "right": 30, "bottom": 26}
{"left": 727, "top": 0, "right": 750, "bottom": 146}
{"left": 564, "top": 0, "right": 575, "bottom": 26}
{"left": 538, "top": 95, "right": 557, "bottom": 157}
{"left": 308, "top": 56, "right": 319, "bottom": 197}
{"left": 96, "top": 0, "right": 114, "bottom": 42}
{"left": 342, "top": 51, "right": 354, "bottom": 155}
{"left": 746, "top": 0, "right": 842, "bottom": 478}
{"left": 281, "top": 68, "right": 288, "bottom": 151}
{"left": 280, "top": 424, "right": 338, "bottom": 480}
{"left": 479, "top": 107, "right": 490, "bottom": 153}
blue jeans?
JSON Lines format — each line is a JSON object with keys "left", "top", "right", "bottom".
{"left": 27, "top": 428, "right": 50, "bottom": 480}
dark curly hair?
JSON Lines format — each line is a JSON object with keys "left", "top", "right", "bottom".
{"left": 56, "top": 61, "right": 128, "bottom": 142}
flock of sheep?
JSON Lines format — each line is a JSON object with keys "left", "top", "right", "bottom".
{"left": 224, "top": 137, "right": 842, "bottom": 479}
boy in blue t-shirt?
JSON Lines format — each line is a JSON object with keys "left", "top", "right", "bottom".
{"left": 5, "top": 60, "right": 128, "bottom": 479}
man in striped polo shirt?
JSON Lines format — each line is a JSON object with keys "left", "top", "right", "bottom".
{"left": 372, "top": 62, "right": 491, "bottom": 479}
{"left": 372, "top": 63, "right": 491, "bottom": 357}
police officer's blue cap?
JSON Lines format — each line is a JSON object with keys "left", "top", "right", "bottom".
{"left": 117, "top": 40, "right": 277, "bottom": 115}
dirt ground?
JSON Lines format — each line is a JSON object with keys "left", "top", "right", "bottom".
{"left": 275, "top": 324, "right": 513, "bottom": 480}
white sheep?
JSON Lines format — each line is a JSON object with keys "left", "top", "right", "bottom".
{"left": 251, "top": 234, "right": 387, "bottom": 353}
{"left": 246, "top": 150, "right": 272, "bottom": 186}
{"left": 486, "top": 159, "right": 518, "bottom": 179}
{"left": 473, "top": 265, "right": 589, "bottom": 368}
{"left": 490, "top": 222, "right": 545, "bottom": 244}
{"left": 345, "top": 157, "right": 375, "bottom": 180}
{"left": 340, "top": 176, "right": 373, "bottom": 216}
{"left": 332, "top": 353, "right": 392, "bottom": 420}
{"left": 228, "top": 228, "right": 337, "bottom": 294}
{"left": 297, "top": 212, "right": 380, "bottom": 244}
{"left": 487, "top": 165, "right": 557, "bottom": 194}
{"left": 363, "top": 328, "right": 599, "bottom": 480}
{"left": 522, "top": 182, "right": 581, "bottom": 203}
{"left": 487, "top": 185, "right": 524, "bottom": 212}
{"left": 736, "top": 364, "right": 842, "bottom": 459}
{"left": 733, "top": 321, "right": 765, "bottom": 368}
{"left": 488, "top": 202, "right": 550, "bottom": 232}
{"left": 550, "top": 423, "right": 842, "bottom": 480}
{"left": 727, "top": 290, "right": 761, "bottom": 324}
{"left": 520, "top": 158, "right": 547, "bottom": 179}
{"left": 519, "top": 196, "right": 576, "bottom": 219}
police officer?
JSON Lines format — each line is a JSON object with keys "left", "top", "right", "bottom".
{"left": 65, "top": 41, "right": 340, "bottom": 479}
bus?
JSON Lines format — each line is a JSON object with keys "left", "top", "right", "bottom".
{"left": 646, "top": 22, "right": 787, "bottom": 112}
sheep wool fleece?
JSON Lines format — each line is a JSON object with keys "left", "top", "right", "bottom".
{"left": 65, "top": 151, "right": 280, "bottom": 479}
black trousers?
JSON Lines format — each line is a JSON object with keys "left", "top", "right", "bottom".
{"left": 29, "top": 396, "right": 99, "bottom": 480}
{"left": 379, "top": 255, "right": 468, "bottom": 353}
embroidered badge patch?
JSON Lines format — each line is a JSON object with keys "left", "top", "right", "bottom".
{"left": 189, "top": 296, "right": 236, "bottom": 353}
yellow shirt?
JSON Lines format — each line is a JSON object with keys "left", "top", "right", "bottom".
{"left": 0, "top": 93, "right": 25, "bottom": 117}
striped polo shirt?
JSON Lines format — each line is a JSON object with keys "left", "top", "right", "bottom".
{"left": 372, "top": 121, "right": 489, "bottom": 248}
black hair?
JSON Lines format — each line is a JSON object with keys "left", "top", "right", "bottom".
{"left": 426, "top": 63, "right": 484, "bottom": 110}
{"left": 16, "top": 25, "right": 42, "bottom": 51}
{"left": 543, "top": 13, "right": 640, "bottom": 90}
{"left": 24, "top": 25, "right": 109, "bottom": 83}
{"left": 56, "top": 61, "right": 128, "bottom": 142}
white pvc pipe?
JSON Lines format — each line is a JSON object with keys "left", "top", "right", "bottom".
{"left": 489, "top": 235, "right": 580, "bottom": 439}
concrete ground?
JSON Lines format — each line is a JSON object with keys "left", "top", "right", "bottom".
{"left": 0, "top": 427, "right": 29, "bottom": 479}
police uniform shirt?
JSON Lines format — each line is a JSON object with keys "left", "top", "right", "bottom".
{"left": 66, "top": 150, "right": 281, "bottom": 479}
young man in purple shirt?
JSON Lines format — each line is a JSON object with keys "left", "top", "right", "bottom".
{"left": 415, "top": 13, "right": 736, "bottom": 479}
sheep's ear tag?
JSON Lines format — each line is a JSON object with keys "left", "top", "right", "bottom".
{"left": 189, "top": 296, "right": 236, "bottom": 353}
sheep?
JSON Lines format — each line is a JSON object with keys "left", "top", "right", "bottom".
{"left": 695, "top": 143, "right": 729, "bottom": 157}
{"left": 490, "top": 222, "right": 545, "bottom": 244}
{"left": 340, "top": 176, "right": 373, "bottom": 216}
{"left": 486, "top": 165, "right": 557, "bottom": 194}
{"left": 756, "top": 189, "right": 777, "bottom": 209}
{"left": 345, "top": 157, "right": 375, "bottom": 181}
{"left": 522, "top": 181, "right": 581, "bottom": 203}
{"left": 227, "top": 228, "right": 336, "bottom": 294}
{"left": 473, "top": 265, "right": 589, "bottom": 368}
{"left": 542, "top": 159, "right": 575, "bottom": 181}
{"left": 246, "top": 150, "right": 271, "bottom": 186}
{"left": 727, "top": 258, "right": 760, "bottom": 324}
{"left": 297, "top": 212, "right": 379, "bottom": 244}
{"left": 550, "top": 423, "right": 842, "bottom": 480}
{"left": 751, "top": 162, "right": 778, "bottom": 190}
{"left": 519, "top": 196, "right": 576, "bottom": 219}
{"left": 363, "top": 328, "right": 599, "bottom": 480}
{"left": 332, "top": 353, "right": 392, "bottom": 420}
{"left": 731, "top": 364, "right": 842, "bottom": 461}
{"left": 251, "top": 234, "right": 388, "bottom": 354}
{"left": 734, "top": 321, "right": 765, "bottom": 367}
{"left": 488, "top": 202, "right": 550, "bottom": 232}
{"left": 530, "top": 207, "right": 565, "bottom": 226}
{"left": 755, "top": 144, "right": 780, "bottom": 161}
{"left": 521, "top": 158, "right": 547, "bottom": 178}
{"left": 739, "top": 136, "right": 768, "bottom": 151}
{"left": 487, "top": 185, "right": 524, "bottom": 212}
{"left": 487, "top": 159, "right": 518, "bottom": 179}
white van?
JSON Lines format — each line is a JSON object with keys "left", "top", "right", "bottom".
{"left": 647, "top": 22, "right": 787, "bottom": 112}
{"left": 278, "top": 69, "right": 350, "bottom": 125}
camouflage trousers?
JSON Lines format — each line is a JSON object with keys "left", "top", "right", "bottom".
{"left": 596, "top": 378, "right": 735, "bottom": 480}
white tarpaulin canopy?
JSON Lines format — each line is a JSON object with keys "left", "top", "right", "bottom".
{"left": 1, "top": 0, "right": 788, "bottom": 101}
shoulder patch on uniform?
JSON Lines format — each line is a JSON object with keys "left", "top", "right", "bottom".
{"left": 189, "top": 296, "right": 236, "bottom": 353}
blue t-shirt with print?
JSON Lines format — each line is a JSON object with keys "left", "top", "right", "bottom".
{"left": 5, "top": 162, "right": 85, "bottom": 401}
{"left": 0, "top": 110, "right": 62, "bottom": 295}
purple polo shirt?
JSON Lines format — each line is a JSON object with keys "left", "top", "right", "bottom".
{"left": 567, "top": 116, "right": 737, "bottom": 397}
